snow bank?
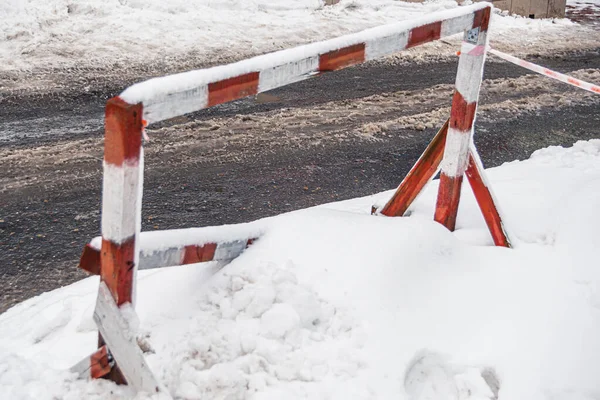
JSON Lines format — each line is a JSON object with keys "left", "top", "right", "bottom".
{"left": 2, "top": 139, "right": 600, "bottom": 399}
{"left": 0, "top": 0, "right": 592, "bottom": 73}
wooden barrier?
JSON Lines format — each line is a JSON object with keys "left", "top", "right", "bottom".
{"left": 73, "top": 4, "right": 498, "bottom": 396}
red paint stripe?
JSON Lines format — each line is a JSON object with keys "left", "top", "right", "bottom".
{"left": 319, "top": 43, "right": 366, "bottom": 72}
{"left": 208, "top": 72, "right": 259, "bottom": 107}
{"left": 182, "top": 243, "right": 218, "bottom": 264}
{"left": 472, "top": 7, "right": 491, "bottom": 32}
{"left": 381, "top": 119, "right": 448, "bottom": 217}
{"left": 465, "top": 152, "right": 510, "bottom": 247}
{"left": 450, "top": 91, "right": 477, "bottom": 132}
{"left": 182, "top": 245, "right": 201, "bottom": 264}
{"left": 101, "top": 238, "right": 136, "bottom": 306}
{"left": 592, "top": 86, "right": 600, "bottom": 94}
{"left": 199, "top": 242, "right": 217, "bottom": 262}
{"left": 90, "top": 346, "right": 112, "bottom": 379}
{"left": 567, "top": 77, "right": 581, "bottom": 87}
{"left": 104, "top": 97, "right": 143, "bottom": 166}
{"left": 407, "top": 22, "right": 442, "bottom": 48}
{"left": 79, "top": 244, "right": 101, "bottom": 275}
{"left": 434, "top": 173, "right": 463, "bottom": 231}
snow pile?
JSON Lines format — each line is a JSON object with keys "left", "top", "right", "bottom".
{"left": 2, "top": 139, "right": 600, "bottom": 399}
{"left": 0, "top": 0, "right": 593, "bottom": 73}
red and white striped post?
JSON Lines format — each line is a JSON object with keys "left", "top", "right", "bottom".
{"left": 98, "top": 97, "right": 144, "bottom": 382}
{"left": 434, "top": 8, "right": 490, "bottom": 231}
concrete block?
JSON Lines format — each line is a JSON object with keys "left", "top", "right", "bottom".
{"left": 511, "top": 0, "right": 531, "bottom": 18}
{"left": 529, "top": 0, "right": 550, "bottom": 17}
{"left": 547, "top": 0, "right": 567, "bottom": 17}
{"left": 492, "top": 0, "right": 512, "bottom": 13}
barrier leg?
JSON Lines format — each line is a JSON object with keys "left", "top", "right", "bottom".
{"left": 99, "top": 97, "right": 144, "bottom": 383}
{"left": 379, "top": 119, "right": 448, "bottom": 217}
{"left": 466, "top": 146, "right": 511, "bottom": 247}
{"left": 434, "top": 10, "right": 490, "bottom": 231}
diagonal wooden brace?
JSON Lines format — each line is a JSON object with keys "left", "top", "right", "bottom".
{"left": 465, "top": 146, "right": 511, "bottom": 248}
{"left": 378, "top": 119, "right": 449, "bottom": 217}
{"left": 94, "top": 282, "right": 167, "bottom": 395}
{"left": 376, "top": 122, "right": 511, "bottom": 247}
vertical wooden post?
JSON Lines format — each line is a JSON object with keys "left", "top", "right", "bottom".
{"left": 434, "top": 9, "right": 490, "bottom": 231}
{"left": 99, "top": 97, "right": 144, "bottom": 383}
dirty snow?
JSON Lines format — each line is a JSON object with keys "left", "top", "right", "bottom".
{"left": 2, "top": 139, "right": 600, "bottom": 399}
{"left": 0, "top": 0, "right": 596, "bottom": 74}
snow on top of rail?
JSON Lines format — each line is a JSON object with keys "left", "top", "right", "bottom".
{"left": 120, "top": 3, "right": 491, "bottom": 124}
{"left": 90, "top": 220, "right": 266, "bottom": 254}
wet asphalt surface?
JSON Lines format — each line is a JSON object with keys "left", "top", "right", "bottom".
{"left": 1, "top": 48, "right": 599, "bottom": 313}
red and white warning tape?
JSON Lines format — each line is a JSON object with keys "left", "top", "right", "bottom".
{"left": 488, "top": 47, "right": 600, "bottom": 95}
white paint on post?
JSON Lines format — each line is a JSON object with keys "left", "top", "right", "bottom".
{"left": 439, "top": 28, "right": 489, "bottom": 179}
{"left": 132, "top": 149, "right": 144, "bottom": 307}
{"left": 101, "top": 161, "right": 141, "bottom": 244}
{"left": 94, "top": 282, "right": 169, "bottom": 397}
{"left": 454, "top": 41, "right": 488, "bottom": 103}
{"left": 440, "top": 127, "right": 471, "bottom": 177}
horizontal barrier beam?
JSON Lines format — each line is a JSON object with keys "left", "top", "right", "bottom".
{"left": 80, "top": 226, "right": 262, "bottom": 275}
{"left": 119, "top": 3, "right": 493, "bottom": 125}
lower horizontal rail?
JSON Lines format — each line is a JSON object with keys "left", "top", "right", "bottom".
{"left": 79, "top": 226, "right": 261, "bottom": 275}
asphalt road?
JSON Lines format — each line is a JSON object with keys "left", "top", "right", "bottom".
{"left": 1, "top": 48, "right": 599, "bottom": 313}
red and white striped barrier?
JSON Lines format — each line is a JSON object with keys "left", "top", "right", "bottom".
{"left": 119, "top": 3, "right": 493, "bottom": 125}
{"left": 489, "top": 48, "right": 600, "bottom": 95}
{"left": 75, "top": 3, "right": 498, "bottom": 394}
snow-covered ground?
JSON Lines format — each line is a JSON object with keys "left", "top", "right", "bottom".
{"left": 0, "top": 0, "right": 597, "bottom": 74}
{"left": 2, "top": 139, "right": 600, "bottom": 399}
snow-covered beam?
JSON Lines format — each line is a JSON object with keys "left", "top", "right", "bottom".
{"left": 80, "top": 237, "right": 257, "bottom": 275}
{"left": 119, "top": 3, "right": 493, "bottom": 125}
{"left": 80, "top": 224, "right": 262, "bottom": 274}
